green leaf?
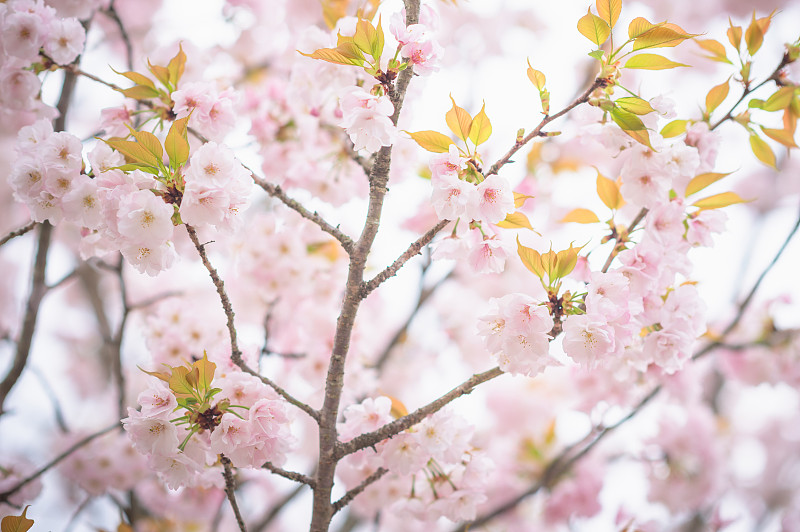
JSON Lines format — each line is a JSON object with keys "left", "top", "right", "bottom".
{"left": 517, "top": 236, "right": 544, "bottom": 279}
{"left": 692, "top": 191, "right": 747, "bottom": 210}
{"left": 661, "top": 119, "right": 688, "bottom": 138}
{"left": 373, "top": 16, "right": 385, "bottom": 63}
{"left": 468, "top": 102, "right": 492, "bottom": 146}
{"left": 685, "top": 172, "right": 732, "bottom": 196}
{"left": 615, "top": 96, "right": 655, "bottom": 115}
{"left": 111, "top": 67, "right": 156, "bottom": 88}
{"left": 624, "top": 53, "right": 689, "bottom": 70}
{"left": 596, "top": 0, "right": 621, "bottom": 29}
{"left": 126, "top": 125, "right": 163, "bottom": 166}
{"left": 165, "top": 116, "right": 191, "bottom": 168}
{"left": 147, "top": 60, "right": 171, "bottom": 87}
{"left": 2, "top": 506, "right": 34, "bottom": 532}
{"left": 103, "top": 138, "right": 161, "bottom": 167}
{"left": 762, "top": 87, "right": 796, "bottom": 112}
{"left": 446, "top": 95, "right": 473, "bottom": 143}
{"left": 610, "top": 107, "right": 653, "bottom": 150}
{"left": 561, "top": 208, "right": 600, "bottom": 223}
{"left": 120, "top": 85, "right": 161, "bottom": 100}
{"left": 496, "top": 211, "right": 534, "bottom": 230}
{"left": 749, "top": 134, "right": 776, "bottom": 168}
{"left": 588, "top": 49, "right": 606, "bottom": 60}
{"left": 115, "top": 164, "right": 160, "bottom": 175}
{"left": 406, "top": 130, "right": 454, "bottom": 153}
{"left": 353, "top": 18, "right": 377, "bottom": 56}
{"left": 167, "top": 43, "right": 187, "bottom": 88}
{"left": 554, "top": 243, "right": 583, "bottom": 279}
{"left": 628, "top": 19, "right": 695, "bottom": 51}
{"left": 577, "top": 8, "right": 611, "bottom": 46}
{"left": 169, "top": 366, "right": 195, "bottom": 399}
{"left": 299, "top": 43, "right": 365, "bottom": 67}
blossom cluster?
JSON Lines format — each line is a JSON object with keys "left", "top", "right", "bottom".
{"left": 172, "top": 81, "right": 239, "bottom": 141}
{"left": 339, "top": 85, "right": 396, "bottom": 153}
{"left": 122, "top": 366, "right": 294, "bottom": 489}
{"left": 389, "top": 6, "right": 443, "bottom": 76}
{"left": 1, "top": 0, "right": 85, "bottom": 115}
{"left": 337, "top": 397, "right": 490, "bottom": 524}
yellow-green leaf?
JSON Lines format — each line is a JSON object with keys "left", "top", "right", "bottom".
{"left": 165, "top": 116, "right": 190, "bottom": 168}
{"left": 727, "top": 21, "right": 742, "bottom": 50}
{"left": 761, "top": 126, "right": 798, "bottom": 148}
{"left": 610, "top": 107, "right": 653, "bottom": 150}
{"left": 624, "top": 53, "right": 689, "bottom": 70}
{"left": 496, "top": 211, "right": 534, "bottom": 230}
{"left": 126, "top": 125, "right": 163, "bottom": 165}
{"left": 526, "top": 59, "right": 546, "bottom": 90}
{"left": 695, "top": 38, "right": 731, "bottom": 64}
{"left": 353, "top": 18, "right": 377, "bottom": 56}
{"left": 373, "top": 16, "right": 385, "bottom": 63}
{"left": 514, "top": 192, "right": 534, "bottom": 208}
{"left": 2, "top": 506, "right": 34, "bottom": 532}
{"left": 138, "top": 365, "right": 171, "bottom": 383}
{"left": 148, "top": 60, "right": 170, "bottom": 87}
{"left": 446, "top": 95, "right": 473, "bottom": 142}
{"left": 692, "top": 191, "right": 748, "bottom": 210}
{"left": 744, "top": 13, "right": 764, "bottom": 56}
{"left": 468, "top": 102, "right": 492, "bottom": 146}
{"left": 169, "top": 366, "right": 195, "bottom": 398}
{"left": 615, "top": 96, "right": 655, "bottom": 115}
{"left": 577, "top": 8, "right": 611, "bottom": 46}
{"left": 406, "top": 130, "right": 454, "bottom": 153}
{"left": 111, "top": 68, "right": 155, "bottom": 88}
{"left": 685, "top": 172, "right": 732, "bottom": 196}
{"left": 749, "top": 134, "right": 776, "bottom": 168}
{"left": 300, "top": 43, "right": 365, "bottom": 67}
{"left": 321, "top": 0, "right": 347, "bottom": 29}
{"left": 561, "top": 208, "right": 600, "bottom": 224}
{"left": 596, "top": 171, "right": 624, "bottom": 210}
{"left": 554, "top": 243, "right": 583, "bottom": 279}
{"left": 540, "top": 248, "right": 557, "bottom": 280}
{"left": 167, "top": 44, "right": 187, "bottom": 88}
{"left": 762, "top": 87, "right": 796, "bottom": 112}
{"left": 517, "top": 236, "right": 544, "bottom": 279}
{"left": 628, "top": 17, "right": 657, "bottom": 39}
{"left": 596, "top": 0, "right": 621, "bottom": 29}
{"left": 705, "top": 78, "right": 730, "bottom": 114}
{"left": 103, "top": 138, "right": 160, "bottom": 167}
{"left": 632, "top": 21, "right": 695, "bottom": 51}
{"left": 120, "top": 85, "right": 160, "bottom": 100}
{"left": 193, "top": 351, "right": 216, "bottom": 390}
{"left": 661, "top": 119, "right": 688, "bottom": 138}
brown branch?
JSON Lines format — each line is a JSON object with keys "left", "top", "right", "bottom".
{"left": 104, "top": 1, "right": 134, "bottom": 71}
{"left": 0, "top": 423, "right": 119, "bottom": 503}
{"left": 251, "top": 176, "right": 355, "bottom": 254}
{"left": 338, "top": 367, "right": 503, "bottom": 459}
{"left": 0, "top": 222, "right": 52, "bottom": 415}
{"left": 185, "top": 224, "right": 318, "bottom": 421}
{"left": 601, "top": 207, "right": 648, "bottom": 273}
{"left": 332, "top": 468, "right": 389, "bottom": 514}
{"left": 362, "top": 219, "right": 449, "bottom": 297}
{"left": 0, "top": 221, "right": 36, "bottom": 247}
{"left": 250, "top": 483, "right": 307, "bottom": 532}
{"left": 261, "top": 461, "right": 316, "bottom": 487}
{"left": 221, "top": 456, "right": 248, "bottom": 532}
{"left": 484, "top": 77, "right": 605, "bottom": 178}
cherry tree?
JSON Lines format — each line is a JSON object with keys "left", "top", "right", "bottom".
{"left": 1, "top": 0, "right": 800, "bottom": 531}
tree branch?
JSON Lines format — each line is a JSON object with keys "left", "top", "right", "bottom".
{"left": 185, "top": 224, "right": 319, "bottom": 421}
{"left": 221, "top": 455, "right": 248, "bottom": 532}
{"left": 261, "top": 461, "right": 316, "bottom": 488}
{"left": 332, "top": 468, "right": 388, "bottom": 514}
{"left": 250, "top": 483, "right": 307, "bottom": 532}
{"left": 0, "top": 221, "right": 36, "bottom": 247}
{"left": 338, "top": 367, "right": 503, "bottom": 459}
{"left": 362, "top": 219, "right": 449, "bottom": 297}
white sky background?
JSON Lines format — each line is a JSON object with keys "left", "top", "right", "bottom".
{"left": 5, "top": 0, "right": 800, "bottom": 530}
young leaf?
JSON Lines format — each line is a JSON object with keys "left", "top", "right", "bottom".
{"left": 169, "top": 366, "right": 195, "bottom": 398}
{"left": 727, "top": 20, "right": 742, "bottom": 50}
{"left": 577, "top": 8, "right": 611, "bottom": 46}
{"left": 517, "top": 236, "right": 544, "bottom": 279}
{"left": 111, "top": 67, "right": 156, "bottom": 88}
{"left": 526, "top": 60, "right": 546, "bottom": 90}
{"left": 615, "top": 96, "right": 655, "bottom": 115}
{"left": 661, "top": 119, "right": 688, "bottom": 138}
{"left": 469, "top": 102, "right": 492, "bottom": 146}
{"left": 496, "top": 211, "right": 534, "bottom": 230}
{"left": 691, "top": 191, "right": 747, "bottom": 210}
{"left": 353, "top": 18, "right": 377, "bottom": 56}
{"left": 1, "top": 506, "right": 34, "bottom": 532}
{"left": 695, "top": 38, "right": 732, "bottom": 64}
{"left": 193, "top": 352, "right": 216, "bottom": 391}
{"left": 120, "top": 85, "right": 161, "bottom": 100}
{"left": 514, "top": 192, "right": 534, "bottom": 208}
{"left": 744, "top": 13, "right": 764, "bottom": 56}
{"left": 167, "top": 44, "right": 187, "bottom": 88}
{"left": 561, "top": 208, "right": 600, "bottom": 223}
{"left": 299, "top": 43, "right": 365, "bottom": 67}
{"left": 373, "top": 16, "right": 385, "bottom": 63}
{"left": 554, "top": 243, "right": 583, "bottom": 279}
{"left": 165, "top": 116, "right": 191, "bottom": 168}
{"left": 540, "top": 248, "right": 558, "bottom": 281}
{"left": 628, "top": 17, "right": 656, "bottom": 40}
{"left": 624, "top": 53, "right": 689, "bottom": 70}
{"left": 148, "top": 60, "right": 170, "bottom": 87}
{"left": 761, "top": 87, "right": 796, "bottom": 112}
{"left": 126, "top": 125, "right": 164, "bottom": 164}
{"left": 761, "top": 126, "right": 798, "bottom": 148}
{"left": 103, "top": 138, "right": 161, "bottom": 167}
{"left": 596, "top": 0, "right": 621, "bottom": 29}
{"left": 138, "top": 365, "right": 171, "bottom": 383}
{"left": 446, "top": 95, "right": 473, "bottom": 142}
{"left": 596, "top": 171, "right": 624, "bottom": 210}
{"left": 610, "top": 107, "right": 654, "bottom": 150}
{"left": 630, "top": 20, "right": 695, "bottom": 51}
{"left": 685, "top": 172, "right": 732, "bottom": 196}
{"left": 705, "top": 78, "right": 730, "bottom": 114}
{"left": 749, "top": 134, "right": 777, "bottom": 168}
{"left": 406, "top": 130, "right": 454, "bottom": 153}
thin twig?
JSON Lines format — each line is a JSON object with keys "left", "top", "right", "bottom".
{"left": 127, "top": 290, "right": 182, "bottom": 310}
{"left": 262, "top": 461, "right": 316, "bottom": 488}
{"left": 29, "top": 366, "right": 69, "bottom": 433}
{"left": 104, "top": 1, "right": 133, "bottom": 71}
{"left": 0, "top": 221, "right": 36, "bottom": 247}
{"left": 251, "top": 176, "right": 355, "bottom": 254}
{"left": 0, "top": 423, "right": 119, "bottom": 503}
{"left": 332, "top": 468, "right": 388, "bottom": 514}
{"left": 221, "top": 456, "right": 248, "bottom": 532}
{"left": 338, "top": 367, "right": 504, "bottom": 458}
{"left": 601, "top": 207, "right": 648, "bottom": 273}
{"left": 250, "top": 483, "right": 307, "bottom": 532}
{"left": 362, "top": 219, "right": 449, "bottom": 297}
{"left": 185, "top": 224, "right": 319, "bottom": 420}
